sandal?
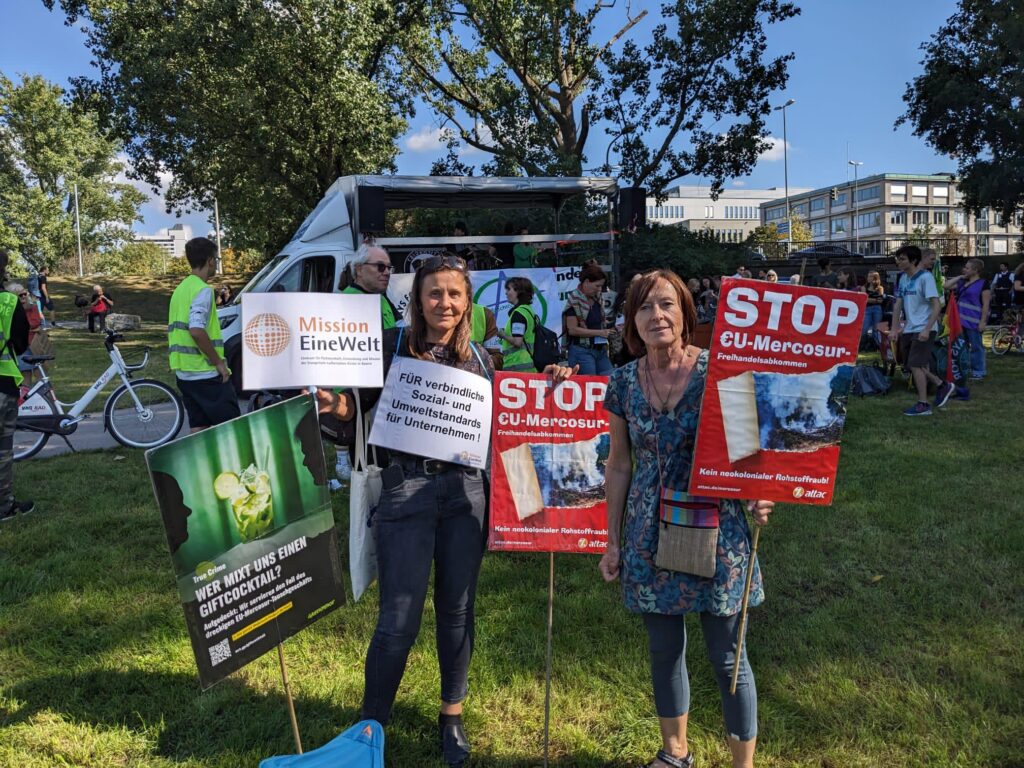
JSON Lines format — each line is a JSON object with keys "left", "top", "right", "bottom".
{"left": 642, "top": 750, "right": 694, "bottom": 768}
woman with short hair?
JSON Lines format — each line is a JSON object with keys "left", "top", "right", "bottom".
{"left": 499, "top": 276, "right": 538, "bottom": 372}
{"left": 599, "top": 269, "right": 773, "bottom": 768}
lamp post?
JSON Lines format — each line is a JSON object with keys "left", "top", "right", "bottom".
{"left": 213, "top": 197, "right": 223, "bottom": 275}
{"left": 73, "top": 182, "right": 84, "bottom": 277}
{"left": 848, "top": 160, "right": 863, "bottom": 253}
{"left": 774, "top": 99, "right": 795, "bottom": 251}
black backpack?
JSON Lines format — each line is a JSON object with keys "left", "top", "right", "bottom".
{"left": 527, "top": 312, "right": 561, "bottom": 370}
{"left": 851, "top": 365, "right": 891, "bottom": 397}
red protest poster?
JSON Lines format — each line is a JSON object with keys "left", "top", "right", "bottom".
{"left": 688, "top": 278, "right": 866, "bottom": 505}
{"left": 489, "top": 372, "right": 610, "bottom": 553}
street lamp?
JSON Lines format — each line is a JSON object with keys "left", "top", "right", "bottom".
{"left": 774, "top": 99, "right": 795, "bottom": 251}
{"left": 848, "top": 160, "right": 863, "bottom": 253}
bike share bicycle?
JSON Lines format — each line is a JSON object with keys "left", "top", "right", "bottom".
{"left": 14, "top": 329, "right": 185, "bottom": 460}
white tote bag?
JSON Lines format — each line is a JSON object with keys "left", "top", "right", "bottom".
{"left": 349, "top": 396, "right": 382, "bottom": 601}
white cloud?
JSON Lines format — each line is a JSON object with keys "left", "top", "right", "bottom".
{"left": 404, "top": 125, "right": 446, "bottom": 153}
{"left": 758, "top": 136, "right": 790, "bottom": 162}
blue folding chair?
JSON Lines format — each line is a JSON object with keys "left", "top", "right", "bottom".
{"left": 260, "top": 720, "right": 384, "bottom": 768}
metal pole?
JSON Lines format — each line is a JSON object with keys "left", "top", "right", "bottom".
{"left": 849, "top": 160, "right": 863, "bottom": 253}
{"left": 783, "top": 108, "right": 790, "bottom": 252}
{"left": 214, "top": 197, "right": 223, "bottom": 275}
{"left": 73, "top": 182, "right": 84, "bottom": 277}
{"left": 543, "top": 552, "right": 555, "bottom": 768}
{"left": 775, "top": 99, "right": 795, "bottom": 253}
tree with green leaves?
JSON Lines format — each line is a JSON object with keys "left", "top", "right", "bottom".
{"left": 619, "top": 225, "right": 746, "bottom": 280}
{"left": 94, "top": 241, "right": 167, "bottom": 276}
{"left": 900, "top": 0, "right": 1024, "bottom": 221}
{"left": 0, "top": 73, "right": 145, "bottom": 269}
{"left": 747, "top": 214, "right": 811, "bottom": 257}
{"left": 46, "top": 0, "right": 431, "bottom": 252}
{"left": 406, "top": 0, "right": 798, "bottom": 195}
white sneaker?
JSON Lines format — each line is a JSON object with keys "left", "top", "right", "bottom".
{"left": 328, "top": 479, "right": 343, "bottom": 492}
{"left": 335, "top": 452, "right": 352, "bottom": 482}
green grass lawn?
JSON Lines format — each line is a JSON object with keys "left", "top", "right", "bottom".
{"left": 2, "top": 357, "right": 1023, "bottom": 767}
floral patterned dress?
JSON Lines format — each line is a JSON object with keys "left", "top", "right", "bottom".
{"left": 603, "top": 350, "right": 764, "bottom": 616}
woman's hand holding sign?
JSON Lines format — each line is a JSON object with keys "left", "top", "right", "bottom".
{"left": 543, "top": 363, "right": 579, "bottom": 385}
{"left": 747, "top": 499, "right": 774, "bottom": 526}
{"left": 315, "top": 388, "right": 353, "bottom": 420}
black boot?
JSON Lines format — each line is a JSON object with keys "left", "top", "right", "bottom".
{"left": 439, "top": 713, "right": 471, "bottom": 767}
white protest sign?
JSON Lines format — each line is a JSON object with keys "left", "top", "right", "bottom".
{"left": 241, "top": 293, "right": 383, "bottom": 390}
{"left": 368, "top": 357, "right": 492, "bottom": 469}
{"left": 387, "top": 266, "right": 586, "bottom": 337}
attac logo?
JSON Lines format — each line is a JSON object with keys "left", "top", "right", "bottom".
{"left": 792, "top": 486, "right": 805, "bottom": 499}
{"left": 244, "top": 313, "right": 291, "bottom": 357}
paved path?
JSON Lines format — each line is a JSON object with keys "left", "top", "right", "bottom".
{"left": 28, "top": 399, "right": 248, "bottom": 460}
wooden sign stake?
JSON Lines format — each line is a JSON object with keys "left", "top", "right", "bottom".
{"left": 277, "top": 643, "right": 303, "bottom": 754}
{"left": 730, "top": 524, "right": 761, "bottom": 695}
{"left": 543, "top": 552, "right": 555, "bottom": 767}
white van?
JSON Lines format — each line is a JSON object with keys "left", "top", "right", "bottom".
{"left": 217, "top": 175, "right": 619, "bottom": 391}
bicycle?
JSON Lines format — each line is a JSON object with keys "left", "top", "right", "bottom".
{"left": 15, "top": 329, "right": 185, "bottom": 460}
{"left": 990, "top": 310, "right": 1023, "bottom": 356}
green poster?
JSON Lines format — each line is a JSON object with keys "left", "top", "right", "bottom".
{"left": 147, "top": 395, "right": 345, "bottom": 689}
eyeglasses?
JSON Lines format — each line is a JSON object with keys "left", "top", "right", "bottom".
{"left": 362, "top": 261, "right": 394, "bottom": 274}
{"left": 18, "top": 292, "right": 27, "bottom": 298}
{"left": 419, "top": 254, "right": 467, "bottom": 272}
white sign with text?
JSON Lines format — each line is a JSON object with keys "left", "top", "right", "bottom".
{"left": 368, "top": 357, "right": 492, "bottom": 469}
{"left": 241, "top": 293, "right": 384, "bottom": 390}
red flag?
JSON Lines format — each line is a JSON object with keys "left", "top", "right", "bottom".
{"left": 945, "top": 292, "right": 962, "bottom": 384}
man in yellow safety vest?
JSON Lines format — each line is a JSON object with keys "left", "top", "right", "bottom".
{"left": 0, "top": 249, "right": 34, "bottom": 521}
{"left": 168, "top": 237, "right": 240, "bottom": 432}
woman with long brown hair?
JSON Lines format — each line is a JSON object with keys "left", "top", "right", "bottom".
{"left": 317, "top": 254, "right": 573, "bottom": 766}
{"left": 598, "top": 269, "right": 773, "bottom": 768}
{"left": 863, "top": 270, "right": 885, "bottom": 347}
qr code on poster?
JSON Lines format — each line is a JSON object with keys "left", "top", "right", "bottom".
{"left": 209, "top": 638, "right": 231, "bottom": 667}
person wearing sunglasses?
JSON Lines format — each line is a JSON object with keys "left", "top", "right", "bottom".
{"left": 317, "top": 253, "right": 574, "bottom": 767}
{"left": 339, "top": 242, "right": 400, "bottom": 330}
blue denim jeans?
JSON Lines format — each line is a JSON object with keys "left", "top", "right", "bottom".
{"left": 863, "top": 304, "right": 883, "bottom": 347}
{"left": 362, "top": 465, "right": 488, "bottom": 724}
{"left": 568, "top": 344, "right": 613, "bottom": 376}
{"left": 964, "top": 327, "right": 986, "bottom": 378}
{"left": 642, "top": 611, "right": 757, "bottom": 742}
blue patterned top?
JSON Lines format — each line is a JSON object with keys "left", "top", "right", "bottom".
{"left": 603, "top": 350, "right": 764, "bottom": 616}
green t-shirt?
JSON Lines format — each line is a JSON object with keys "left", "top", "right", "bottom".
{"left": 513, "top": 243, "right": 538, "bottom": 268}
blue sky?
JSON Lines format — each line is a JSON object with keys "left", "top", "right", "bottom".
{"left": 1, "top": 0, "right": 958, "bottom": 237}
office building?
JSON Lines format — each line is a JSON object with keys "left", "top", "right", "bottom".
{"left": 134, "top": 223, "right": 192, "bottom": 260}
{"left": 761, "top": 173, "right": 1023, "bottom": 256}
{"left": 646, "top": 184, "right": 812, "bottom": 243}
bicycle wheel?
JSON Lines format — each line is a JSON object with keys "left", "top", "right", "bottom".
{"left": 14, "top": 394, "right": 56, "bottom": 461}
{"left": 990, "top": 328, "right": 1013, "bottom": 355}
{"left": 105, "top": 379, "right": 185, "bottom": 449}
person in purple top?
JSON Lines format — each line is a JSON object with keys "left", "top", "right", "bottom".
{"left": 943, "top": 258, "right": 991, "bottom": 381}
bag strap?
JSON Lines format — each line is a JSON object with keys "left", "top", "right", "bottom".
{"left": 353, "top": 393, "right": 368, "bottom": 473}
{"left": 470, "top": 341, "right": 492, "bottom": 382}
